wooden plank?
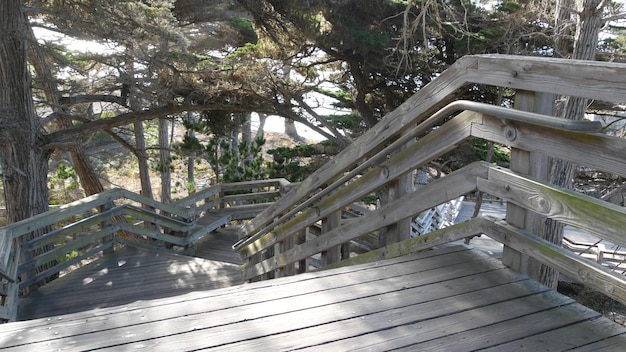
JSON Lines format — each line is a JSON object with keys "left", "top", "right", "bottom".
{"left": 569, "top": 333, "right": 626, "bottom": 351}
{"left": 237, "top": 111, "right": 478, "bottom": 254}
{"left": 18, "top": 242, "right": 113, "bottom": 290}
{"left": 193, "top": 229, "right": 243, "bottom": 265}
{"left": 242, "top": 162, "right": 487, "bottom": 279}
{"left": 467, "top": 54, "right": 626, "bottom": 104}
{"left": 0, "top": 230, "right": 12, "bottom": 276}
{"left": 239, "top": 56, "right": 475, "bottom": 238}
{"left": 482, "top": 219, "right": 626, "bottom": 306}
{"left": 185, "top": 213, "right": 231, "bottom": 244}
{"left": 16, "top": 247, "right": 243, "bottom": 321}
{"left": 480, "top": 318, "right": 626, "bottom": 351}
{"left": 395, "top": 302, "right": 601, "bottom": 351}
{"left": 7, "top": 249, "right": 524, "bottom": 351}
{"left": 9, "top": 246, "right": 467, "bottom": 327}
{"left": 471, "top": 114, "right": 626, "bottom": 177}
{"left": 221, "top": 190, "right": 280, "bottom": 203}
{"left": 241, "top": 55, "right": 626, "bottom": 241}
{"left": 227, "top": 284, "right": 565, "bottom": 352}
{"left": 478, "top": 165, "right": 626, "bottom": 248}
{"left": 322, "top": 217, "right": 490, "bottom": 270}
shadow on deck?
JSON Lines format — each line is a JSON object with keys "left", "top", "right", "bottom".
{"left": 4, "top": 244, "right": 626, "bottom": 351}
{"left": 17, "top": 239, "right": 244, "bottom": 321}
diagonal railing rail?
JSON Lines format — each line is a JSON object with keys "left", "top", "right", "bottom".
{"left": 0, "top": 178, "right": 289, "bottom": 322}
{"left": 235, "top": 54, "right": 626, "bottom": 315}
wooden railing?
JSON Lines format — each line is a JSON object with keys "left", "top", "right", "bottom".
{"left": 0, "top": 178, "right": 288, "bottom": 322}
{"left": 234, "top": 55, "right": 626, "bottom": 310}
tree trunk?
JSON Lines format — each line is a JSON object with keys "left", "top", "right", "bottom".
{"left": 554, "top": 0, "right": 575, "bottom": 58}
{"left": 27, "top": 26, "right": 105, "bottom": 198}
{"left": 186, "top": 111, "right": 195, "bottom": 186}
{"left": 134, "top": 124, "right": 153, "bottom": 197}
{"left": 256, "top": 113, "right": 267, "bottom": 140}
{"left": 159, "top": 118, "right": 172, "bottom": 204}
{"left": 285, "top": 118, "right": 305, "bottom": 144}
{"left": 1, "top": 0, "right": 57, "bottom": 290}
{"left": 0, "top": 0, "right": 50, "bottom": 223}
{"left": 541, "top": 0, "right": 604, "bottom": 289}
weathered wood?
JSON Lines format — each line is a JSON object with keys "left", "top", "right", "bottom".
{"left": 472, "top": 114, "right": 626, "bottom": 177}
{"left": 221, "top": 190, "right": 280, "bottom": 203}
{"left": 240, "top": 55, "right": 626, "bottom": 241}
{"left": 7, "top": 246, "right": 625, "bottom": 351}
{"left": 18, "top": 227, "right": 112, "bottom": 272}
{"left": 0, "top": 229, "right": 12, "bottom": 275}
{"left": 18, "top": 242, "right": 114, "bottom": 289}
{"left": 242, "top": 162, "right": 487, "bottom": 279}
{"left": 238, "top": 56, "right": 476, "bottom": 239}
{"left": 484, "top": 218, "right": 626, "bottom": 306}
{"left": 480, "top": 304, "right": 626, "bottom": 351}
{"left": 467, "top": 54, "right": 626, "bottom": 104}
{"left": 237, "top": 112, "right": 479, "bottom": 258}
{"left": 320, "top": 210, "right": 342, "bottom": 266}
{"left": 321, "top": 217, "right": 489, "bottom": 270}
{"left": 500, "top": 90, "right": 552, "bottom": 282}
{"left": 16, "top": 247, "right": 243, "bottom": 321}
{"left": 478, "top": 166, "right": 626, "bottom": 248}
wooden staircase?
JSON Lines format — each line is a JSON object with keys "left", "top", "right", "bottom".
{"left": 2, "top": 55, "right": 626, "bottom": 351}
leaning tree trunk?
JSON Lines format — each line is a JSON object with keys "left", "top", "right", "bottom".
{"left": 541, "top": 0, "right": 604, "bottom": 289}
{"left": 27, "top": 28, "right": 105, "bottom": 198}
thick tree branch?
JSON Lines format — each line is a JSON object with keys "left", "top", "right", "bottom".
{"left": 43, "top": 103, "right": 274, "bottom": 149}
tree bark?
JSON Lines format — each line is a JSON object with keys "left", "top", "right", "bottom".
{"left": 541, "top": 0, "right": 604, "bottom": 289}
{"left": 27, "top": 27, "right": 105, "bottom": 198}
{"left": 284, "top": 118, "right": 305, "bottom": 144}
{"left": 133, "top": 121, "right": 153, "bottom": 199}
{"left": 159, "top": 117, "right": 172, "bottom": 204}
{"left": 0, "top": 0, "right": 50, "bottom": 223}
{"left": 256, "top": 113, "right": 267, "bottom": 140}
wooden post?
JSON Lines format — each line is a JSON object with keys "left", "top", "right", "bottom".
{"left": 296, "top": 228, "right": 307, "bottom": 274}
{"left": 277, "top": 235, "right": 295, "bottom": 277}
{"left": 321, "top": 210, "right": 342, "bottom": 266}
{"left": 100, "top": 205, "right": 115, "bottom": 256}
{"left": 380, "top": 138, "right": 414, "bottom": 246}
{"left": 502, "top": 90, "right": 554, "bottom": 282}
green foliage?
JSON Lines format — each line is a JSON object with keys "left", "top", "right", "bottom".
{"left": 48, "top": 163, "right": 81, "bottom": 205}
{"left": 458, "top": 27, "right": 507, "bottom": 53}
{"left": 178, "top": 131, "right": 267, "bottom": 184}
{"left": 49, "top": 163, "right": 79, "bottom": 191}
{"left": 471, "top": 138, "right": 510, "bottom": 164}
{"left": 58, "top": 250, "right": 79, "bottom": 264}
{"left": 231, "top": 17, "right": 254, "bottom": 33}
{"left": 353, "top": 31, "right": 389, "bottom": 48}
{"left": 266, "top": 143, "right": 334, "bottom": 182}
{"left": 361, "top": 194, "right": 378, "bottom": 206}
{"left": 497, "top": 2, "right": 523, "bottom": 13}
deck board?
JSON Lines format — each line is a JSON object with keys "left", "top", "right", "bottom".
{"left": 3, "top": 245, "right": 626, "bottom": 351}
{"left": 16, "top": 246, "right": 243, "bottom": 320}
{"left": 192, "top": 227, "right": 243, "bottom": 265}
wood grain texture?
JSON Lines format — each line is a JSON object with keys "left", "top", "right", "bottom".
{"left": 479, "top": 165, "right": 626, "bottom": 248}
{"left": 4, "top": 246, "right": 625, "bottom": 351}
{"left": 242, "top": 162, "right": 487, "bottom": 279}
{"left": 16, "top": 246, "right": 243, "bottom": 321}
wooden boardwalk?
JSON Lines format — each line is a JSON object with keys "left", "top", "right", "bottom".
{"left": 16, "top": 245, "right": 243, "bottom": 321}
{"left": 3, "top": 244, "right": 626, "bottom": 351}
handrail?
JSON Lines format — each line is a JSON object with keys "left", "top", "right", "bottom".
{"left": 237, "top": 54, "right": 626, "bottom": 299}
{"left": 233, "top": 100, "right": 602, "bottom": 250}
{"left": 238, "top": 54, "right": 626, "bottom": 243}
{"left": 0, "top": 178, "right": 289, "bottom": 321}
{"left": 237, "top": 110, "right": 626, "bottom": 267}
